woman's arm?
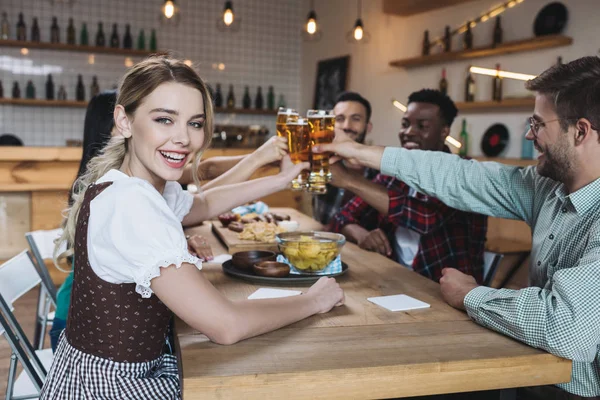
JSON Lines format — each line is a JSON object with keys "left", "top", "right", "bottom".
{"left": 151, "top": 263, "right": 344, "bottom": 345}
{"left": 179, "top": 156, "right": 246, "bottom": 184}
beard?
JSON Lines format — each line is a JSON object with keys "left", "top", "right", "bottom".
{"left": 536, "top": 138, "right": 575, "bottom": 183}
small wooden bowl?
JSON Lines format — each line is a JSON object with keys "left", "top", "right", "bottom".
{"left": 253, "top": 261, "right": 291, "bottom": 278}
{"left": 231, "top": 250, "right": 276, "bottom": 270}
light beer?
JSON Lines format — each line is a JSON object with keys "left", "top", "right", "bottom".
{"left": 276, "top": 107, "right": 298, "bottom": 137}
{"left": 307, "top": 110, "right": 335, "bottom": 194}
{"left": 286, "top": 117, "right": 310, "bottom": 191}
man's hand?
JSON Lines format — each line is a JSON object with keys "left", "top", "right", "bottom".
{"left": 439, "top": 268, "right": 479, "bottom": 310}
{"left": 186, "top": 234, "right": 214, "bottom": 261}
{"left": 329, "top": 162, "right": 354, "bottom": 189}
{"left": 313, "top": 132, "right": 384, "bottom": 171}
{"left": 358, "top": 229, "right": 392, "bottom": 257}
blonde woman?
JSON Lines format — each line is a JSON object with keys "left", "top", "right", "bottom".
{"left": 41, "top": 57, "right": 344, "bottom": 399}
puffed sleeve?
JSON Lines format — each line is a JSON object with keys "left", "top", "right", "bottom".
{"left": 162, "top": 181, "right": 194, "bottom": 221}
{"left": 88, "top": 179, "right": 201, "bottom": 298}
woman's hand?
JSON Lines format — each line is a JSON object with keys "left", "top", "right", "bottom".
{"left": 278, "top": 155, "right": 309, "bottom": 184}
{"left": 305, "top": 277, "right": 345, "bottom": 313}
{"left": 250, "top": 136, "right": 288, "bottom": 168}
{"left": 186, "top": 234, "right": 214, "bottom": 261}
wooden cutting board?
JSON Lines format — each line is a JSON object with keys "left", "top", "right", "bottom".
{"left": 211, "top": 222, "right": 279, "bottom": 254}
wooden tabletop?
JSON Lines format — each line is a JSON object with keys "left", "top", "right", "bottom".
{"left": 176, "top": 208, "right": 571, "bottom": 399}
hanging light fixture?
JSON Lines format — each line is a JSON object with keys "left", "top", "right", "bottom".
{"left": 160, "top": 0, "right": 180, "bottom": 25}
{"left": 346, "top": 0, "right": 370, "bottom": 44}
{"left": 217, "top": 1, "right": 241, "bottom": 32}
{"left": 302, "top": 0, "right": 322, "bottom": 42}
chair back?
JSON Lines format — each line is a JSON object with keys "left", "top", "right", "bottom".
{"left": 25, "top": 229, "right": 65, "bottom": 303}
{"left": 483, "top": 251, "right": 504, "bottom": 287}
{"left": 0, "top": 250, "right": 41, "bottom": 313}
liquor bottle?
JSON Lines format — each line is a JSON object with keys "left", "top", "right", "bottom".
{"left": 96, "top": 22, "right": 105, "bottom": 46}
{"left": 57, "top": 85, "right": 67, "bottom": 100}
{"left": 12, "top": 82, "right": 20, "bottom": 99}
{"left": 226, "top": 84, "right": 235, "bottom": 108}
{"left": 76, "top": 74, "right": 85, "bottom": 101}
{"left": 242, "top": 86, "right": 251, "bottom": 109}
{"left": 45, "top": 74, "right": 55, "bottom": 100}
{"left": 25, "top": 80, "right": 35, "bottom": 99}
{"left": 254, "top": 86, "right": 263, "bottom": 109}
{"left": 492, "top": 16, "right": 502, "bottom": 48}
{"left": 149, "top": 29, "right": 157, "bottom": 51}
{"left": 443, "top": 25, "right": 451, "bottom": 52}
{"left": 213, "top": 83, "right": 223, "bottom": 107}
{"left": 459, "top": 119, "right": 469, "bottom": 157}
{"left": 422, "top": 30, "right": 430, "bottom": 56}
{"left": 0, "top": 80, "right": 3, "bottom": 98}
{"left": 90, "top": 75, "right": 100, "bottom": 99}
{"left": 110, "top": 23, "right": 119, "bottom": 48}
{"left": 463, "top": 21, "right": 473, "bottom": 50}
{"left": 267, "top": 86, "right": 275, "bottom": 110}
{"left": 556, "top": 56, "right": 563, "bottom": 67}
{"left": 137, "top": 29, "right": 145, "bottom": 50}
{"left": 277, "top": 93, "right": 286, "bottom": 108}
{"left": 521, "top": 119, "right": 534, "bottom": 159}
{"left": 492, "top": 63, "right": 503, "bottom": 102}
{"left": 67, "top": 18, "right": 76, "bottom": 45}
{"left": 80, "top": 22, "right": 88, "bottom": 45}
{"left": 31, "top": 17, "right": 41, "bottom": 42}
{"left": 439, "top": 68, "right": 448, "bottom": 96}
{"left": 123, "top": 24, "right": 132, "bottom": 49}
{"left": 1, "top": 12, "right": 9, "bottom": 40}
{"left": 50, "top": 17, "right": 60, "bottom": 43}
{"left": 16, "top": 13, "right": 26, "bottom": 41}
{"left": 464, "top": 68, "right": 475, "bottom": 102}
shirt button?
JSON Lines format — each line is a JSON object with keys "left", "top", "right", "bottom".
{"left": 537, "top": 261, "right": 541, "bottom": 266}
{"left": 549, "top": 234, "right": 554, "bottom": 240}
{"left": 561, "top": 207, "right": 567, "bottom": 213}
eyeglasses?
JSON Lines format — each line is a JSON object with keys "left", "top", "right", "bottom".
{"left": 528, "top": 117, "right": 578, "bottom": 139}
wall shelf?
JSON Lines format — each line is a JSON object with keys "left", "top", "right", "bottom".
{"left": 456, "top": 98, "right": 535, "bottom": 113}
{"left": 0, "top": 39, "right": 154, "bottom": 57}
{"left": 383, "top": 0, "right": 476, "bottom": 16}
{"left": 389, "top": 35, "right": 572, "bottom": 68}
{"left": 0, "top": 98, "right": 278, "bottom": 115}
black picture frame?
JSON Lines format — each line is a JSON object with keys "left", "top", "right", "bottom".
{"left": 313, "top": 55, "right": 350, "bottom": 110}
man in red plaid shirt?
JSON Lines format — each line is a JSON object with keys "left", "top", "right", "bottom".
{"left": 329, "top": 89, "right": 487, "bottom": 283}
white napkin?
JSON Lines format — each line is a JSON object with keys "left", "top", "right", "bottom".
{"left": 211, "top": 254, "right": 232, "bottom": 264}
{"left": 248, "top": 288, "right": 302, "bottom": 300}
{"left": 367, "top": 294, "right": 430, "bottom": 312}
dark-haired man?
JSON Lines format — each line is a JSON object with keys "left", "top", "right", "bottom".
{"left": 315, "top": 57, "right": 600, "bottom": 399}
{"left": 329, "top": 89, "right": 487, "bottom": 283}
{"left": 312, "top": 91, "right": 378, "bottom": 225}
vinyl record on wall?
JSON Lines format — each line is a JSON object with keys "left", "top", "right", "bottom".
{"left": 534, "top": 2, "right": 568, "bottom": 36}
{"left": 481, "top": 124, "right": 509, "bottom": 157}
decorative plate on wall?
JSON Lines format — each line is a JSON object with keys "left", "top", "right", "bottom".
{"left": 534, "top": 2, "right": 568, "bottom": 36}
{"left": 481, "top": 123, "right": 509, "bottom": 157}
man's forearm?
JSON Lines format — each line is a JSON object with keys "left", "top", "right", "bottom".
{"left": 343, "top": 175, "right": 390, "bottom": 215}
{"left": 355, "top": 145, "right": 385, "bottom": 171}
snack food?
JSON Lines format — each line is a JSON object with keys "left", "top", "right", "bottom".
{"left": 227, "top": 221, "right": 245, "bottom": 233}
{"left": 278, "top": 234, "right": 342, "bottom": 272}
{"left": 238, "top": 221, "right": 286, "bottom": 243}
{"left": 218, "top": 212, "right": 240, "bottom": 227}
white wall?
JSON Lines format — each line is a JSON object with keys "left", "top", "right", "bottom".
{"left": 301, "top": 0, "right": 600, "bottom": 158}
{"left": 1, "top": 0, "right": 304, "bottom": 145}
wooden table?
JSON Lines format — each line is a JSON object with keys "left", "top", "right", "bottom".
{"left": 176, "top": 208, "right": 571, "bottom": 399}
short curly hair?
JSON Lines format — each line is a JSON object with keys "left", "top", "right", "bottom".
{"left": 407, "top": 89, "right": 458, "bottom": 127}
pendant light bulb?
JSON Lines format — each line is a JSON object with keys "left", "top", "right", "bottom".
{"left": 353, "top": 19, "right": 364, "bottom": 41}
{"left": 163, "top": 0, "right": 175, "bottom": 19}
{"left": 306, "top": 10, "right": 317, "bottom": 34}
{"left": 223, "top": 1, "right": 234, "bottom": 26}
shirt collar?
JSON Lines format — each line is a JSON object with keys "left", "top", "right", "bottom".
{"left": 96, "top": 169, "right": 129, "bottom": 184}
{"left": 566, "top": 176, "right": 600, "bottom": 216}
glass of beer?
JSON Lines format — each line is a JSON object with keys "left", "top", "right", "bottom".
{"left": 307, "top": 109, "right": 335, "bottom": 194}
{"left": 286, "top": 117, "right": 310, "bottom": 191}
{"left": 276, "top": 107, "right": 298, "bottom": 137}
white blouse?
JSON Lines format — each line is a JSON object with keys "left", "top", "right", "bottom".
{"left": 87, "top": 169, "right": 201, "bottom": 298}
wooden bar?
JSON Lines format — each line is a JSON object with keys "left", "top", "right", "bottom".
{"left": 456, "top": 98, "right": 535, "bottom": 113}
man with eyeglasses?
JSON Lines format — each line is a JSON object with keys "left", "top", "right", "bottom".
{"left": 327, "top": 89, "right": 488, "bottom": 283}
{"left": 313, "top": 56, "right": 600, "bottom": 399}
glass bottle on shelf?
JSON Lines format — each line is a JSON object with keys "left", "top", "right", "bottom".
{"left": 492, "top": 16, "right": 503, "bottom": 48}
{"left": 123, "top": 24, "right": 132, "bottom": 49}
{"left": 492, "top": 63, "right": 503, "bottom": 102}
{"left": 90, "top": 75, "right": 100, "bottom": 99}
{"left": 67, "top": 18, "right": 76, "bottom": 45}
{"left": 422, "top": 30, "right": 430, "bottom": 56}
{"left": 76, "top": 75, "right": 85, "bottom": 101}
{"left": 96, "top": 22, "right": 105, "bottom": 46}
{"left": 12, "top": 82, "right": 21, "bottom": 99}
{"left": 242, "top": 86, "right": 251, "bottom": 109}
{"left": 521, "top": 119, "right": 534, "bottom": 159}
{"left": 459, "top": 119, "right": 469, "bottom": 157}
{"left": 463, "top": 21, "right": 473, "bottom": 50}
{"left": 137, "top": 29, "right": 145, "bottom": 50}
{"left": 443, "top": 25, "right": 451, "bottom": 52}
{"left": 110, "top": 23, "right": 119, "bottom": 48}
{"left": 149, "top": 29, "right": 157, "bottom": 51}
{"left": 50, "top": 17, "right": 60, "bottom": 43}
{"left": 25, "top": 80, "right": 35, "bottom": 99}
{"left": 31, "top": 17, "right": 41, "bottom": 42}
{"left": 213, "top": 83, "right": 223, "bottom": 107}
{"left": 267, "top": 86, "right": 275, "bottom": 110}
{"left": 80, "top": 22, "right": 88, "bottom": 45}
{"left": 16, "top": 12, "right": 26, "bottom": 41}
{"left": 57, "top": 85, "right": 67, "bottom": 100}
{"left": 439, "top": 68, "right": 448, "bottom": 95}
{"left": 46, "top": 74, "right": 55, "bottom": 100}
{"left": 1, "top": 12, "right": 9, "bottom": 40}
{"left": 277, "top": 93, "right": 286, "bottom": 108}
{"left": 226, "top": 84, "right": 235, "bottom": 108}
{"left": 556, "top": 56, "right": 563, "bottom": 66}
{"left": 464, "top": 67, "right": 475, "bottom": 102}
{"left": 254, "top": 86, "right": 263, "bottom": 109}
{"left": 0, "top": 80, "right": 3, "bottom": 98}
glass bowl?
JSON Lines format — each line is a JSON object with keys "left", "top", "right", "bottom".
{"left": 276, "top": 231, "right": 345, "bottom": 273}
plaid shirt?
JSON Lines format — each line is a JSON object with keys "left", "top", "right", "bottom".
{"left": 381, "top": 147, "right": 600, "bottom": 397}
{"left": 329, "top": 173, "right": 487, "bottom": 283}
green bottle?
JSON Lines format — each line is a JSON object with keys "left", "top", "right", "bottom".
{"left": 149, "top": 29, "right": 157, "bottom": 51}
{"left": 137, "top": 29, "right": 145, "bottom": 50}
{"left": 80, "top": 22, "right": 88, "bottom": 45}
{"left": 277, "top": 93, "right": 286, "bottom": 108}
{"left": 267, "top": 86, "right": 275, "bottom": 110}
{"left": 26, "top": 80, "right": 35, "bottom": 99}
{"left": 459, "top": 119, "right": 469, "bottom": 157}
